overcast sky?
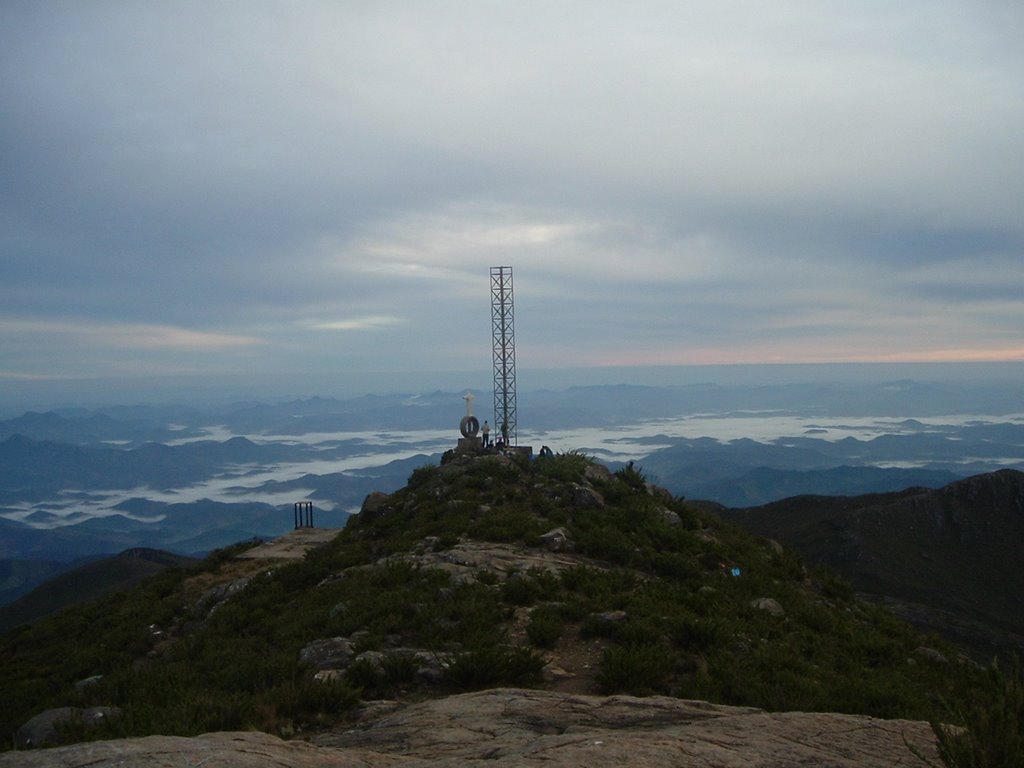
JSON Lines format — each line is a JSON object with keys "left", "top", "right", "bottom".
{"left": 2, "top": 2, "right": 1022, "bottom": 405}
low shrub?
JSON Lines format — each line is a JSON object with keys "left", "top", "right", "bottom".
{"left": 670, "top": 615, "right": 727, "bottom": 653}
{"left": 932, "top": 662, "right": 1024, "bottom": 768}
{"left": 597, "top": 643, "right": 674, "bottom": 695}
{"left": 344, "top": 658, "right": 383, "bottom": 692}
{"left": 526, "top": 608, "right": 563, "bottom": 649}
{"left": 443, "top": 644, "right": 545, "bottom": 690}
{"left": 535, "top": 451, "right": 592, "bottom": 483}
{"left": 380, "top": 652, "right": 420, "bottom": 686}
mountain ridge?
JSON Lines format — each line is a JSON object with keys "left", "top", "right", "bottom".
{"left": 717, "top": 468, "right": 1024, "bottom": 660}
{"left": 0, "top": 548, "right": 198, "bottom": 633}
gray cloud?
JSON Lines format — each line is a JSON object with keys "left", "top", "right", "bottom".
{"left": 1, "top": 1, "right": 1022, "bottom": 399}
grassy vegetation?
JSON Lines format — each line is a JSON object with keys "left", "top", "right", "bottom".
{"left": 0, "top": 451, "right": 1007, "bottom": 750}
{"left": 930, "top": 661, "right": 1024, "bottom": 768}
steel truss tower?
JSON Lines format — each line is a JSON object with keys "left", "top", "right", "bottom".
{"left": 490, "top": 266, "right": 517, "bottom": 446}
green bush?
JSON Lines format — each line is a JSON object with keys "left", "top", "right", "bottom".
{"left": 526, "top": 608, "right": 563, "bottom": 649}
{"left": 535, "top": 451, "right": 592, "bottom": 483}
{"left": 597, "top": 643, "right": 674, "bottom": 695}
{"left": 670, "top": 615, "right": 727, "bottom": 653}
{"left": 408, "top": 464, "right": 440, "bottom": 489}
{"left": 344, "top": 658, "right": 383, "bottom": 692}
{"left": 505, "top": 646, "right": 547, "bottom": 683}
{"left": 381, "top": 652, "right": 420, "bottom": 686}
{"left": 613, "top": 461, "right": 648, "bottom": 492}
{"left": 442, "top": 644, "right": 545, "bottom": 690}
{"left": 500, "top": 568, "right": 561, "bottom": 606}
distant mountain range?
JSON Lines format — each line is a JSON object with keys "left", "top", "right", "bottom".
{"left": 679, "top": 465, "right": 960, "bottom": 507}
{"left": 639, "top": 422, "right": 1024, "bottom": 504}
{"left": 1, "top": 382, "right": 1022, "bottom": 617}
{"left": 0, "top": 497, "right": 348, "bottom": 561}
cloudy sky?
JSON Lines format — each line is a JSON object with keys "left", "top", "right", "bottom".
{"left": 2, "top": 1, "right": 1022, "bottom": 405}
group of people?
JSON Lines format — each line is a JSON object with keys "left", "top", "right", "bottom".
{"left": 481, "top": 420, "right": 506, "bottom": 450}
{"left": 480, "top": 420, "right": 552, "bottom": 459}
{"left": 479, "top": 421, "right": 512, "bottom": 450}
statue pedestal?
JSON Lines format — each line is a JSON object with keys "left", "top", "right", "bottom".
{"left": 457, "top": 436, "right": 482, "bottom": 453}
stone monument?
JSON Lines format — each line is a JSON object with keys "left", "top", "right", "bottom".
{"left": 457, "top": 391, "right": 483, "bottom": 452}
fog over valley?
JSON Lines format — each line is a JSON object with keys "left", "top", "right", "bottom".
{"left": 2, "top": 368, "right": 1022, "bottom": 556}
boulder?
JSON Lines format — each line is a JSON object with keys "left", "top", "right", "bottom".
{"left": 358, "top": 491, "right": 392, "bottom": 521}
{"left": 645, "top": 483, "right": 675, "bottom": 503}
{"left": 658, "top": 507, "right": 682, "bottom": 526}
{"left": 750, "top": 597, "right": 785, "bottom": 617}
{"left": 193, "top": 576, "right": 251, "bottom": 619}
{"left": 74, "top": 675, "right": 103, "bottom": 691}
{"left": 765, "top": 538, "right": 785, "bottom": 556}
{"left": 570, "top": 483, "right": 605, "bottom": 509}
{"left": 914, "top": 646, "right": 949, "bottom": 664}
{"left": 539, "top": 526, "right": 574, "bottom": 552}
{"left": 299, "top": 637, "right": 354, "bottom": 671}
{"left": 583, "top": 463, "right": 612, "bottom": 484}
{"left": 15, "top": 706, "right": 121, "bottom": 749}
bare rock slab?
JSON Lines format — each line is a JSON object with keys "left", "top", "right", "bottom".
{"left": 322, "top": 688, "right": 940, "bottom": 767}
{"left": 0, "top": 731, "right": 379, "bottom": 768}
{"left": 2, "top": 688, "right": 941, "bottom": 768}
{"left": 235, "top": 528, "right": 341, "bottom": 560}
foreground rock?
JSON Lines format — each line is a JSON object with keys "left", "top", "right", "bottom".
{"left": 2, "top": 688, "right": 940, "bottom": 767}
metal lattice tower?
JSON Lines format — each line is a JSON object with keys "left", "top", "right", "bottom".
{"left": 490, "top": 266, "right": 517, "bottom": 446}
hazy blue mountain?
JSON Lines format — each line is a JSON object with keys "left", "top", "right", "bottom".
{"left": 0, "top": 434, "right": 386, "bottom": 504}
{"left": 244, "top": 454, "right": 440, "bottom": 500}
{"left": 11, "top": 374, "right": 1022, "bottom": 440}
{"left": 0, "top": 435, "right": 298, "bottom": 501}
{"left": 639, "top": 437, "right": 846, "bottom": 494}
{"left": 0, "top": 411, "right": 205, "bottom": 447}
{"left": 0, "top": 499, "right": 350, "bottom": 565}
{"left": 639, "top": 425, "right": 1024, "bottom": 503}
{"left": 682, "top": 465, "right": 960, "bottom": 507}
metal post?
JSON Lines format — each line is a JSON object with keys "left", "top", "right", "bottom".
{"left": 294, "top": 501, "right": 313, "bottom": 529}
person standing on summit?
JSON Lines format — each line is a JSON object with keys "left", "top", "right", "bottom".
{"left": 482, "top": 420, "right": 491, "bottom": 448}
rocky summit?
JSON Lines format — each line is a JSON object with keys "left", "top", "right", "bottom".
{"left": 1, "top": 688, "right": 939, "bottom": 767}
{"left": 0, "top": 451, "right": 1005, "bottom": 762}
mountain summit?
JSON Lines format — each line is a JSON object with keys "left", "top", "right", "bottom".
{"left": 0, "top": 451, "right": 1003, "bottom": 763}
